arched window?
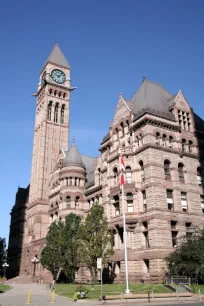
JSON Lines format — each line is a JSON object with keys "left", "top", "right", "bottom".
{"left": 47, "top": 101, "right": 52, "bottom": 121}
{"left": 127, "top": 193, "right": 133, "bottom": 212}
{"left": 126, "top": 166, "right": 132, "bottom": 184}
{"left": 162, "top": 134, "right": 167, "bottom": 146}
{"left": 189, "top": 140, "right": 193, "bottom": 153}
{"left": 182, "top": 139, "right": 186, "bottom": 152}
{"left": 178, "top": 163, "right": 184, "bottom": 182}
{"left": 116, "top": 128, "right": 119, "bottom": 140}
{"left": 54, "top": 103, "right": 59, "bottom": 123}
{"left": 60, "top": 104, "right": 65, "bottom": 124}
{"left": 113, "top": 167, "right": 119, "bottom": 186}
{"left": 75, "top": 196, "right": 80, "bottom": 209}
{"left": 169, "top": 136, "right": 173, "bottom": 148}
{"left": 156, "top": 132, "right": 160, "bottom": 145}
{"left": 164, "top": 160, "right": 171, "bottom": 180}
{"left": 113, "top": 195, "right": 120, "bottom": 216}
{"left": 139, "top": 161, "right": 145, "bottom": 181}
{"left": 66, "top": 196, "right": 71, "bottom": 208}
{"left": 197, "top": 167, "right": 203, "bottom": 186}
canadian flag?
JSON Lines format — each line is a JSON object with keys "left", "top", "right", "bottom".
{"left": 120, "top": 155, "right": 125, "bottom": 186}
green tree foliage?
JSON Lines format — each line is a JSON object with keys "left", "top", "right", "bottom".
{"left": 41, "top": 214, "right": 81, "bottom": 282}
{"left": 41, "top": 221, "right": 64, "bottom": 280}
{"left": 166, "top": 228, "right": 204, "bottom": 282}
{"left": 61, "top": 213, "right": 81, "bottom": 283}
{"left": 0, "top": 237, "right": 6, "bottom": 277}
{"left": 79, "top": 204, "right": 113, "bottom": 284}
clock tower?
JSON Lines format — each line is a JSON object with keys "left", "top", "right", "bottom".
{"left": 29, "top": 43, "right": 71, "bottom": 205}
{"left": 20, "top": 44, "right": 72, "bottom": 274}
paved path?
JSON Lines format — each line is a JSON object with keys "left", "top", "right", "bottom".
{"left": 0, "top": 284, "right": 203, "bottom": 306}
{"left": 0, "top": 283, "right": 94, "bottom": 306}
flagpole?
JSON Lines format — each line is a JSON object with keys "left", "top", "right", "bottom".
{"left": 121, "top": 170, "right": 130, "bottom": 294}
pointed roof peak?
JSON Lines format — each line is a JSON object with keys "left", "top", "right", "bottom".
{"left": 62, "top": 138, "right": 85, "bottom": 169}
{"left": 42, "top": 43, "right": 70, "bottom": 71}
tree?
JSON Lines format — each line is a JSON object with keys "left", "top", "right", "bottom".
{"left": 79, "top": 204, "right": 113, "bottom": 284}
{"left": 41, "top": 221, "right": 64, "bottom": 280}
{"left": 61, "top": 213, "right": 81, "bottom": 283}
{"left": 166, "top": 228, "right": 204, "bottom": 283}
{"left": 0, "top": 237, "right": 6, "bottom": 277}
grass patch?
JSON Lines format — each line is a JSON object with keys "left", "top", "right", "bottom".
{"left": 0, "top": 284, "right": 11, "bottom": 293}
{"left": 55, "top": 283, "right": 170, "bottom": 299}
{"left": 190, "top": 284, "right": 204, "bottom": 295}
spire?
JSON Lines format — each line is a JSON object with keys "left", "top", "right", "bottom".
{"left": 43, "top": 43, "right": 70, "bottom": 70}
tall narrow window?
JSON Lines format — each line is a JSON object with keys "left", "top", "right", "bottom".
{"left": 181, "top": 192, "right": 188, "bottom": 212}
{"left": 125, "top": 166, "right": 132, "bottom": 184}
{"left": 156, "top": 132, "right": 160, "bottom": 145}
{"left": 182, "top": 139, "right": 186, "bottom": 152}
{"left": 113, "top": 195, "right": 120, "bottom": 216}
{"left": 167, "top": 190, "right": 174, "bottom": 210}
{"left": 172, "top": 231, "right": 178, "bottom": 247}
{"left": 200, "top": 195, "right": 204, "bottom": 213}
{"left": 54, "top": 103, "right": 59, "bottom": 123}
{"left": 75, "top": 196, "right": 80, "bottom": 209}
{"left": 197, "top": 167, "right": 203, "bottom": 186}
{"left": 60, "top": 104, "right": 65, "bottom": 124}
{"left": 127, "top": 193, "right": 133, "bottom": 212}
{"left": 169, "top": 136, "right": 173, "bottom": 148}
{"left": 162, "top": 134, "right": 167, "bottom": 146}
{"left": 47, "top": 101, "right": 52, "bottom": 121}
{"left": 144, "top": 259, "right": 150, "bottom": 275}
{"left": 186, "top": 222, "right": 192, "bottom": 239}
{"left": 178, "top": 163, "right": 184, "bottom": 183}
{"left": 139, "top": 161, "right": 145, "bottom": 182}
{"left": 113, "top": 167, "right": 119, "bottom": 186}
{"left": 143, "top": 232, "right": 149, "bottom": 248}
{"left": 189, "top": 141, "right": 193, "bottom": 153}
{"left": 164, "top": 160, "right": 171, "bottom": 180}
{"left": 66, "top": 196, "right": 71, "bottom": 208}
{"left": 143, "top": 191, "right": 147, "bottom": 212}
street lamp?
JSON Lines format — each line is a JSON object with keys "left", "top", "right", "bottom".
{"left": 31, "top": 256, "right": 39, "bottom": 277}
{"left": 2, "top": 262, "right": 9, "bottom": 279}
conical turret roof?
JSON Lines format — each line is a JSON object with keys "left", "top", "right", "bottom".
{"left": 63, "top": 139, "right": 85, "bottom": 169}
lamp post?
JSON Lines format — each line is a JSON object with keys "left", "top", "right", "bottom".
{"left": 31, "top": 256, "right": 39, "bottom": 277}
{"left": 2, "top": 262, "right": 9, "bottom": 279}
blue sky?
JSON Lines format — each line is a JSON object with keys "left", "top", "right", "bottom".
{"left": 0, "top": 0, "right": 204, "bottom": 242}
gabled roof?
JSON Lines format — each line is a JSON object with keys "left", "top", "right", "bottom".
{"left": 132, "top": 79, "right": 175, "bottom": 121}
{"left": 44, "top": 43, "right": 70, "bottom": 69}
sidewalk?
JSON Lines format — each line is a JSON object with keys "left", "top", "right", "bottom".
{"left": 0, "top": 283, "right": 202, "bottom": 306}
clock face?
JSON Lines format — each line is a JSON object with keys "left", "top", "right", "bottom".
{"left": 51, "top": 69, "right": 66, "bottom": 84}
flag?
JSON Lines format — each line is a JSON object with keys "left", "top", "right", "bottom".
{"left": 120, "top": 155, "right": 125, "bottom": 186}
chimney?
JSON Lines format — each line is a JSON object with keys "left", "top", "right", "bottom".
{"left": 143, "top": 77, "right": 146, "bottom": 82}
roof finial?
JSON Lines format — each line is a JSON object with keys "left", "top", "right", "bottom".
{"left": 143, "top": 77, "right": 146, "bottom": 83}
{"left": 119, "top": 92, "right": 123, "bottom": 99}
{"left": 72, "top": 136, "right": 75, "bottom": 144}
{"left": 55, "top": 39, "right": 58, "bottom": 45}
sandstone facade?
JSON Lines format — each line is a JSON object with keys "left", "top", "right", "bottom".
{"left": 7, "top": 44, "right": 204, "bottom": 283}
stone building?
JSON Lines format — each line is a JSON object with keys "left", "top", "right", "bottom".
{"left": 7, "top": 44, "right": 204, "bottom": 282}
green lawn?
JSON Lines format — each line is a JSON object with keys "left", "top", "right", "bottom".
{"left": 55, "top": 283, "right": 170, "bottom": 299}
{"left": 0, "top": 284, "right": 11, "bottom": 293}
{"left": 190, "top": 284, "right": 204, "bottom": 295}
